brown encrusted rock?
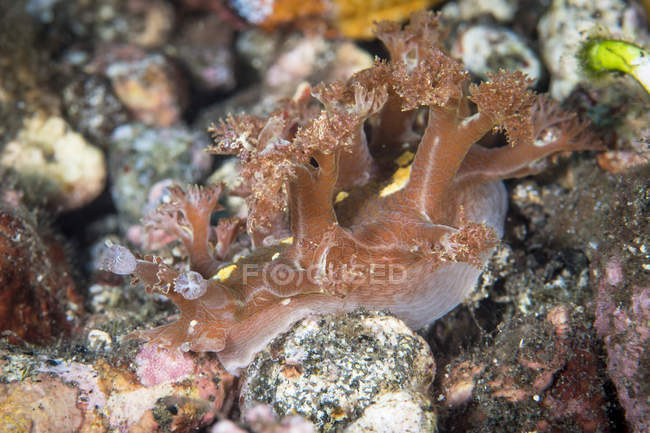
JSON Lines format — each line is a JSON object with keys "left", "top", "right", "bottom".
{"left": 437, "top": 306, "right": 613, "bottom": 432}
{"left": 0, "top": 192, "right": 83, "bottom": 345}
{"left": 241, "top": 310, "right": 436, "bottom": 433}
{"left": 595, "top": 258, "right": 650, "bottom": 433}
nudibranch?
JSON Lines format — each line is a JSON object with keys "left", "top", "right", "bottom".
{"left": 102, "top": 12, "right": 602, "bottom": 373}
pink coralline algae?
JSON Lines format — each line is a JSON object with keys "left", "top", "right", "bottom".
{"left": 135, "top": 344, "right": 195, "bottom": 387}
{"left": 595, "top": 258, "right": 650, "bottom": 432}
{"left": 102, "top": 12, "right": 602, "bottom": 373}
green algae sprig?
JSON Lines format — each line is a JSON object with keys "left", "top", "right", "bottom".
{"left": 579, "top": 37, "right": 650, "bottom": 94}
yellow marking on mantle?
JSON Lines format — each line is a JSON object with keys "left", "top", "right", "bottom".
{"left": 380, "top": 164, "right": 412, "bottom": 197}
{"left": 395, "top": 150, "right": 415, "bottom": 167}
{"left": 215, "top": 264, "right": 237, "bottom": 281}
{"left": 335, "top": 191, "right": 350, "bottom": 203}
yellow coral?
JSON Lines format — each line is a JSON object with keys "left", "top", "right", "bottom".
{"left": 333, "top": 0, "right": 445, "bottom": 39}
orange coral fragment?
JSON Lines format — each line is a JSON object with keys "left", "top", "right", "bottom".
{"left": 231, "top": 0, "right": 446, "bottom": 39}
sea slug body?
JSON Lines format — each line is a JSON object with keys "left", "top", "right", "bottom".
{"left": 103, "top": 12, "right": 602, "bottom": 374}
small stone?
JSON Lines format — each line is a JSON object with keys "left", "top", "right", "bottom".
{"left": 0, "top": 3, "right": 54, "bottom": 142}
{"left": 211, "top": 419, "right": 249, "bottom": 433}
{"left": 87, "top": 329, "right": 113, "bottom": 351}
{"left": 236, "top": 30, "right": 372, "bottom": 95}
{"left": 597, "top": 150, "right": 649, "bottom": 174}
{"left": 99, "top": 45, "right": 187, "bottom": 126}
{"left": 441, "top": 0, "right": 517, "bottom": 22}
{"left": 134, "top": 345, "right": 195, "bottom": 387}
{"left": 171, "top": 15, "right": 236, "bottom": 91}
{"left": 127, "top": 0, "right": 175, "bottom": 48}
{"left": 207, "top": 158, "right": 247, "bottom": 219}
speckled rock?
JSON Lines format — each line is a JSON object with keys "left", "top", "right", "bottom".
{"left": 62, "top": 73, "right": 129, "bottom": 147}
{"left": 538, "top": 0, "right": 649, "bottom": 100}
{"left": 425, "top": 154, "right": 647, "bottom": 432}
{"left": 109, "top": 123, "right": 212, "bottom": 222}
{"left": 451, "top": 24, "right": 542, "bottom": 84}
{"left": 40, "top": 0, "right": 175, "bottom": 48}
{"left": 1, "top": 113, "right": 106, "bottom": 211}
{"left": 241, "top": 310, "right": 436, "bottom": 433}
